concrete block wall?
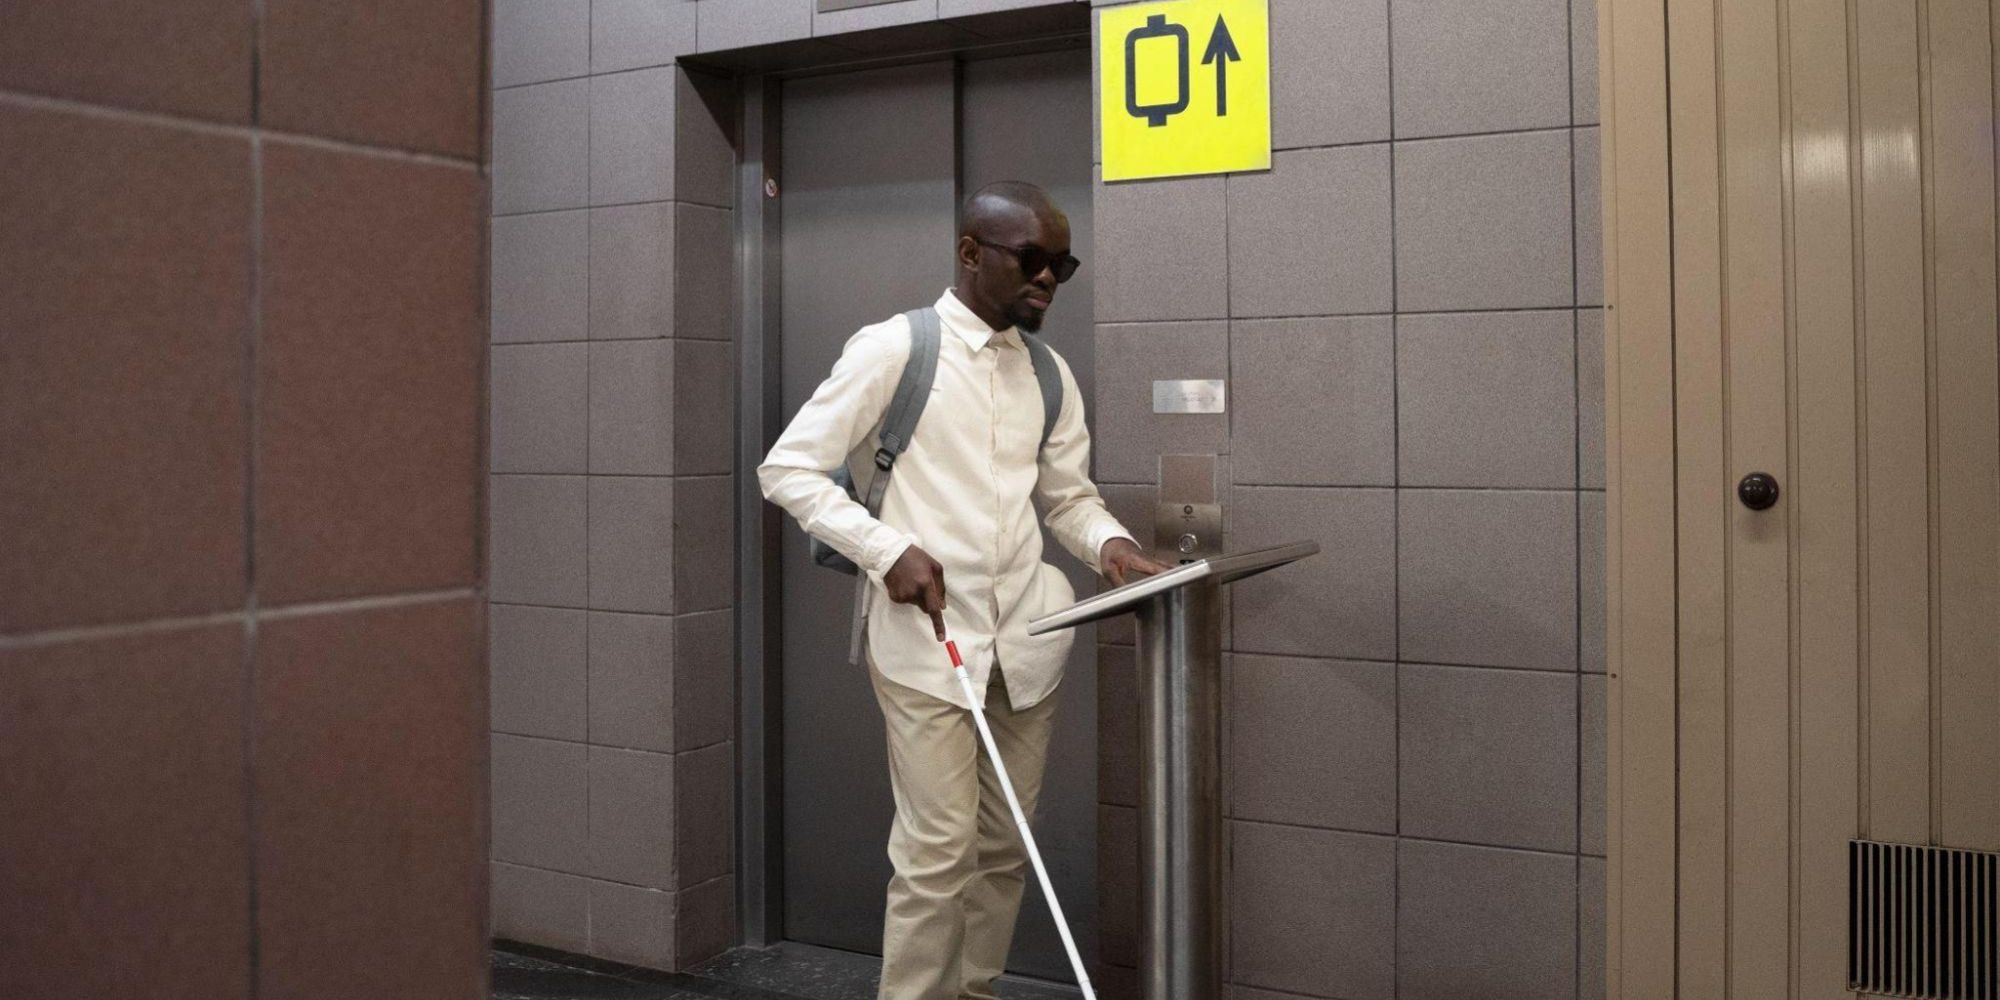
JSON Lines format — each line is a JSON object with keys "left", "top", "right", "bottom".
{"left": 486, "top": 0, "right": 739, "bottom": 971}
{"left": 1088, "top": 1, "right": 1606, "bottom": 998}
{"left": 1, "top": 2, "right": 489, "bottom": 998}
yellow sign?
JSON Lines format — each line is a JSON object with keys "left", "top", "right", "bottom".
{"left": 1099, "top": 0, "right": 1271, "bottom": 182}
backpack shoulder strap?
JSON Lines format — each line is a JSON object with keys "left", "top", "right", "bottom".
{"left": 859, "top": 307, "right": 941, "bottom": 515}
{"left": 1018, "top": 331, "right": 1064, "bottom": 452}
{"left": 847, "top": 307, "right": 939, "bottom": 664}
{"left": 877, "top": 307, "right": 940, "bottom": 459}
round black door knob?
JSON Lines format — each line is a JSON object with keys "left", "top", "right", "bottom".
{"left": 1737, "top": 472, "right": 1780, "bottom": 511}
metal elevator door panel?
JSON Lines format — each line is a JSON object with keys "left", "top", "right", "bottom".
{"left": 775, "top": 47, "right": 1098, "bottom": 982}
{"left": 778, "top": 60, "right": 958, "bottom": 957}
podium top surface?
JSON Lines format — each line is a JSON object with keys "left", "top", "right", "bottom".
{"left": 1026, "top": 540, "right": 1319, "bottom": 635}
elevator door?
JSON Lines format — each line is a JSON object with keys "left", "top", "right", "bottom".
{"left": 776, "top": 49, "right": 1097, "bottom": 982}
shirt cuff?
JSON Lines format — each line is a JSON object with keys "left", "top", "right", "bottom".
{"left": 864, "top": 529, "right": 920, "bottom": 580}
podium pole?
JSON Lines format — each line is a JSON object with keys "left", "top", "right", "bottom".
{"left": 1027, "top": 540, "right": 1316, "bottom": 1000}
{"left": 1135, "top": 580, "right": 1224, "bottom": 1000}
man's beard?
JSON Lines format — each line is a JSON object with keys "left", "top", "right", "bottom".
{"left": 1008, "top": 303, "right": 1045, "bottom": 333}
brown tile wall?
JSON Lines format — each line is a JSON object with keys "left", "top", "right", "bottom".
{"left": 485, "top": 1, "right": 737, "bottom": 971}
{"left": 0, "top": 2, "right": 491, "bottom": 998}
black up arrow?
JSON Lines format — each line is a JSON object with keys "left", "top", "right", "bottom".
{"left": 1201, "top": 14, "right": 1241, "bottom": 116}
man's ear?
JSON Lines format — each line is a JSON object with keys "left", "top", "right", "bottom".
{"left": 955, "top": 235, "right": 980, "bottom": 273}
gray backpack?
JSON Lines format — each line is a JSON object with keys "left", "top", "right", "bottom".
{"left": 812, "top": 306, "right": 1064, "bottom": 660}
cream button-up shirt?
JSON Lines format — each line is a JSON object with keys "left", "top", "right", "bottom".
{"left": 758, "top": 289, "right": 1136, "bottom": 710}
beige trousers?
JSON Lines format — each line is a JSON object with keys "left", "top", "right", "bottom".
{"left": 869, "top": 661, "right": 1060, "bottom": 1000}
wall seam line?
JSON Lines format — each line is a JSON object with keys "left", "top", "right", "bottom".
{"left": 0, "top": 89, "right": 482, "bottom": 170}
{"left": 1385, "top": 0, "right": 1402, "bottom": 994}
{"left": 580, "top": 8, "right": 597, "bottom": 951}
{"left": 242, "top": 0, "right": 266, "bottom": 979}
{"left": 1568, "top": 5, "right": 1589, "bottom": 976}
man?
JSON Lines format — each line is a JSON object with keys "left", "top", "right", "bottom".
{"left": 759, "top": 181, "right": 1168, "bottom": 999}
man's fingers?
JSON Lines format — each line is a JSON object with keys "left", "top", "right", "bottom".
{"left": 1107, "top": 562, "right": 1126, "bottom": 587}
{"left": 925, "top": 566, "right": 947, "bottom": 639}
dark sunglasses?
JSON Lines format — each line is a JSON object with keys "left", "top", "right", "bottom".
{"left": 975, "top": 239, "right": 1081, "bottom": 284}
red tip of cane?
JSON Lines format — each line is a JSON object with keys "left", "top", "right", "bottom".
{"left": 944, "top": 640, "right": 962, "bottom": 668}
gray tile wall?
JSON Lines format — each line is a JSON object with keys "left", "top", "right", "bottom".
{"left": 490, "top": 0, "right": 1608, "bottom": 992}
{"left": 1091, "top": 1, "right": 1605, "bottom": 997}
{"left": 487, "top": 0, "right": 737, "bottom": 972}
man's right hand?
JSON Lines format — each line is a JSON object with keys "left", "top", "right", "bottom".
{"left": 884, "top": 545, "right": 948, "bottom": 641}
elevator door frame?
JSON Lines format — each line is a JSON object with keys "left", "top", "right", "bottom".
{"left": 736, "top": 67, "right": 786, "bottom": 950}
{"left": 732, "top": 34, "right": 1094, "bottom": 952}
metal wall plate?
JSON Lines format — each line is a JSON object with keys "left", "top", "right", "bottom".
{"left": 1152, "top": 378, "right": 1226, "bottom": 414}
{"left": 1156, "top": 453, "right": 1222, "bottom": 565}
{"left": 1156, "top": 501, "right": 1223, "bottom": 566}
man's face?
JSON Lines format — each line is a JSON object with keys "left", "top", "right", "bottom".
{"left": 966, "top": 206, "right": 1073, "bottom": 333}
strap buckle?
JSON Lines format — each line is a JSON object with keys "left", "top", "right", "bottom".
{"left": 874, "top": 448, "right": 896, "bottom": 471}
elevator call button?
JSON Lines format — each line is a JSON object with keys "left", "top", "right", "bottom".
{"left": 1099, "top": 0, "right": 1270, "bottom": 182}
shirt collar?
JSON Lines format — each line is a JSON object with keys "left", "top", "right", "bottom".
{"left": 936, "top": 289, "right": 1020, "bottom": 350}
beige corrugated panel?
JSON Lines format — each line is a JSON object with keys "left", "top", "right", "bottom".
{"left": 1601, "top": 0, "right": 1679, "bottom": 995}
{"left": 1926, "top": 0, "right": 2000, "bottom": 857}
{"left": 1603, "top": 0, "right": 1999, "bottom": 995}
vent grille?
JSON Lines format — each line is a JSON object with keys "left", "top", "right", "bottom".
{"left": 1850, "top": 840, "right": 1999, "bottom": 999}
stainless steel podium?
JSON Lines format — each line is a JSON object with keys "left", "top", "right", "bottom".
{"left": 1028, "top": 541, "right": 1319, "bottom": 1000}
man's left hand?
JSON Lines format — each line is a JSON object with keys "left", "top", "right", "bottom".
{"left": 1100, "top": 537, "right": 1173, "bottom": 587}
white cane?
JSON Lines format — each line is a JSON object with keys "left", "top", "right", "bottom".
{"left": 941, "top": 635, "right": 1097, "bottom": 1000}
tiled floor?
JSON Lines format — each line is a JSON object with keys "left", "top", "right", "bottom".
{"left": 492, "top": 948, "right": 768, "bottom": 1000}
{"left": 492, "top": 942, "right": 1082, "bottom": 1000}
